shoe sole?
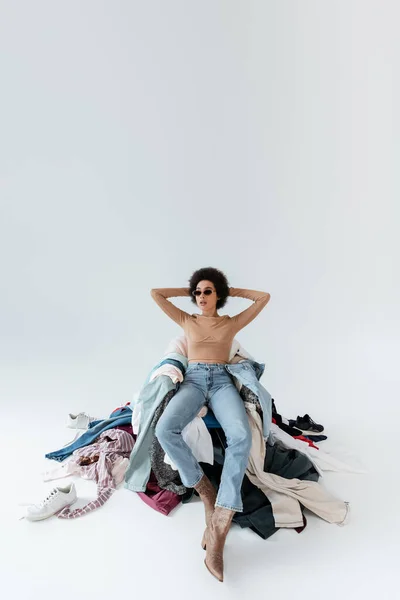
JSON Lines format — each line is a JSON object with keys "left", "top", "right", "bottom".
{"left": 296, "top": 427, "right": 324, "bottom": 435}
{"left": 204, "top": 559, "right": 223, "bottom": 582}
{"left": 25, "top": 501, "right": 76, "bottom": 521}
{"left": 201, "top": 530, "right": 207, "bottom": 550}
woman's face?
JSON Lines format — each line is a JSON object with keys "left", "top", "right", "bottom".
{"left": 194, "top": 280, "right": 219, "bottom": 311}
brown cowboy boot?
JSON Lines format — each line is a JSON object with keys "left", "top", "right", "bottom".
{"left": 203, "top": 506, "right": 235, "bottom": 582}
{"left": 193, "top": 474, "right": 217, "bottom": 549}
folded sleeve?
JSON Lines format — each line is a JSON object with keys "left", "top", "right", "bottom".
{"left": 229, "top": 287, "right": 270, "bottom": 332}
{"left": 150, "top": 288, "right": 192, "bottom": 327}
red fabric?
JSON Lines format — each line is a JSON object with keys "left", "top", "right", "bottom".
{"left": 115, "top": 424, "right": 134, "bottom": 436}
{"left": 137, "top": 471, "right": 181, "bottom": 515}
{"left": 111, "top": 402, "right": 131, "bottom": 415}
{"left": 293, "top": 435, "right": 319, "bottom": 450}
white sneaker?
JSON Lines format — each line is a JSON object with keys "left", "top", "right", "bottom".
{"left": 25, "top": 484, "right": 77, "bottom": 521}
{"left": 67, "top": 412, "right": 96, "bottom": 429}
{"left": 63, "top": 412, "right": 98, "bottom": 447}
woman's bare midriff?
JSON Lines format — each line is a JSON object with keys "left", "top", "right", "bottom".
{"left": 188, "top": 359, "right": 227, "bottom": 364}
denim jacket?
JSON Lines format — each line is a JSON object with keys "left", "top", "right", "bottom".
{"left": 124, "top": 353, "right": 272, "bottom": 493}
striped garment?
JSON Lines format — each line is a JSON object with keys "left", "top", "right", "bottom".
{"left": 58, "top": 429, "right": 134, "bottom": 519}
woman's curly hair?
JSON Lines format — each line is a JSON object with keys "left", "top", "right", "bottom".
{"left": 188, "top": 267, "right": 230, "bottom": 310}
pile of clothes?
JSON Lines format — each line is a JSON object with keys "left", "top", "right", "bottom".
{"left": 27, "top": 335, "right": 360, "bottom": 540}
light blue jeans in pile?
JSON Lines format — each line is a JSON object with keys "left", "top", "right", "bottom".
{"left": 155, "top": 362, "right": 252, "bottom": 512}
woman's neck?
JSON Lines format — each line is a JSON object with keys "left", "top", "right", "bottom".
{"left": 200, "top": 309, "right": 219, "bottom": 318}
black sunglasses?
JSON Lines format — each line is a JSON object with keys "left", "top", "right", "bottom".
{"left": 192, "top": 289, "right": 215, "bottom": 297}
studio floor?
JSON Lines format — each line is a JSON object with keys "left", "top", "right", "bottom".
{"left": 2, "top": 364, "right": 397, "bottom": 600}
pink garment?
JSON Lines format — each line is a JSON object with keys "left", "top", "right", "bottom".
{"left": 150, "top": 365, "right": 184, "bottom": 383}
{"left": 57, "top": 429, "right": 134, "bottom": 519}
{"left": 43, "top": 456, "right": 129, "bottom": 486}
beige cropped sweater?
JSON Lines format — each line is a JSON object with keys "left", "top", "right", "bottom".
{"left": 150, "top": 287, "right": 270, "bottom": 363}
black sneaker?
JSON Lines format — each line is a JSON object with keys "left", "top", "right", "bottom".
{"left": 291, "top": 414, "right": 324, "bottom": 433}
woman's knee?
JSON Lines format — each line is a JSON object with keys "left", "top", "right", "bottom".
{"left": 155, "top": 414, "right": 173, "bottom": 442}
{"left": 155, "top": 408, "right": 185, "bottom": 442}
{"left": 226, "top": 421, "right": 252, "bottom": 450}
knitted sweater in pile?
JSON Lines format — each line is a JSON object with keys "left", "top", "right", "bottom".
{"left": 150, "top": 287, "right": 270, "bottom": 363}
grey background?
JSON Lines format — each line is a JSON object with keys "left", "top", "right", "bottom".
{"left": 0, "top": 2, "right": 398, "bottom": 598}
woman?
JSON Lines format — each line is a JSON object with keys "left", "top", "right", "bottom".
{"left": 151, "top": 267, "right": 270, "bottom": 582}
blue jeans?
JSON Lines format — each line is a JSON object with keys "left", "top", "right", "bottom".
{"left": 155, "top": 362, "right": 252, "bottom": 512}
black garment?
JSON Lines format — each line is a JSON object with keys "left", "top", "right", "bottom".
{"left": 273, "top": 417, "right": 303, "bottom": 437}
{"left": 304, "top": 434, "right": 328, "bottom": 443}
{"left": 264, "top": 442, "right": 319, "bottom": 481}
{"left": 200, "top": 427, "right": 319, "bottom": 540}
{"left": 272, "top": 400, "right": 303, "bottom": 436}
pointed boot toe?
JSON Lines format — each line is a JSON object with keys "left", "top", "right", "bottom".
{"left": 203, "top": 506, "right": 235, "bottom": 582}
{"left": 201, "top": 528, "right": 207, "bottom": 550}
{"left": 204, "top": 555, "right": 224, "bottom": 582}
